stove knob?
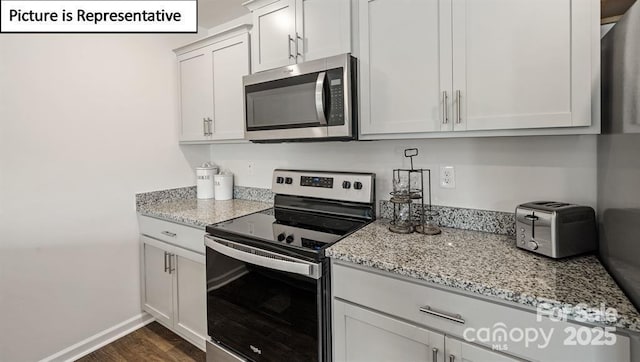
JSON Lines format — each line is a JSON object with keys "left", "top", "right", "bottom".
{"left": 277, "top": 233, "right": 286, "bottom": 242}
{"left": 286, "top": 235, "right": 294, "bottom": 244}
{"left": 528, "top": 240, "right": 539, "bottom": 250}
{"left": 276, "top": 177, "right": 284, "bottom": 184}
{"left": 342, "top": 181, "right": 351, "bottom": 189}
{"left": 285, "top": 177, "right": 293, "bottom": 185}
{"left": 354, "top": 181, "right": 363, "bottom": 190}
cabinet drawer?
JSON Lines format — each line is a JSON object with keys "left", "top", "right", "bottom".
{"left": 138, "top": 215, "right": 205, "bottom": 254}
{"left": 332, "top": 261, "right": 630, "bottom": 362}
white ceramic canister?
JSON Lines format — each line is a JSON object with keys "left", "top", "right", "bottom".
{"left": 196, "top": 162, "right": 218, "bottom": 199}
{"left": 214, "top": 172, "right": 234, "bottom": 200}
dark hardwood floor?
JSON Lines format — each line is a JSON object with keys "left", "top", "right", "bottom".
{"left": 76, "top": 322, "right": 205, "bottom": 362}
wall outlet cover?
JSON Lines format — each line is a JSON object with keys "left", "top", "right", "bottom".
{"left": 440, "top": 166, "right": 456, "bottom": 189}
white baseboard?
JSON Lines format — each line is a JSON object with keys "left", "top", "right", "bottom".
{"left": 40, "top": 312, "right": 155, "bottom": 362}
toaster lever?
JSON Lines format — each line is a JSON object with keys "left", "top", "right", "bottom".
{"left": 525, "top": 214, "right": 539, "bottom": 221}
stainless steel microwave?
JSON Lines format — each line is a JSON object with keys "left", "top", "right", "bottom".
{"left": 243, "top": 54, "right": 357, "bottom": 142}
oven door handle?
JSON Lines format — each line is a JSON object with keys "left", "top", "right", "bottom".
{"left": 205, "top": 237, "right": 322, "bottom": 279}
{"left": 315, "top": 71, "right": 328, "bottom": 126}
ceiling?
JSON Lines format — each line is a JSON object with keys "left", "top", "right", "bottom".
{"left": 198, "top": 0, "right": 248, "bottom": 29}
{"left": 197, "top": 0, "right": 638, "bottom": 29}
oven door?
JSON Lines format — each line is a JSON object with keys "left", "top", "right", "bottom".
{"left": 243, "top": 54, "right": 353, "bottom": 142}
{"left": 205, "top": 236, "right": 325, "bottom": 362}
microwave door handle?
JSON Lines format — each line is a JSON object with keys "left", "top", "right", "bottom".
{"left": 315, "top": 71, "right": 328, "bottom": 126}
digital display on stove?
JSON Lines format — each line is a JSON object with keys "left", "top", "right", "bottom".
{"left": 300, "top": 176, "right": 333, "bottom": 188}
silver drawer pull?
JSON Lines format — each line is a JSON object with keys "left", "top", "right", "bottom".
{"left": 161, "top": 231, "right": 177, "bottom": 238}
{"left": 449, "top": 354, "right": 455, "bottom": 362}
{"left": 419, "top": 305, "right": 465, "bottom": 324}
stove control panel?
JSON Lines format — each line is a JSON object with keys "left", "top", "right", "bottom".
{"left": 272, "top": 169, "right": 375, "bottom": 204}
{"left": 300, "top": 176, "right": 334, "bottom": 188}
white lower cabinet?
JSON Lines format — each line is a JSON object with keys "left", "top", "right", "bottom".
{"left": 334, "top": 299, "right": 446, "bottom": 362}
{"left": 143, "top": 241, "right": 174, "bottom": 326}
{"left": 140, "top": 233, "right": 206, "bottom": 351}
{"left": 332, "top": 261, "right": 631, "bottom": 362}
{"left": 334, "top": 300, "right": 516, "bottom": 362}
{"left": 445, "top": 336, "right": 520, "bottom": 362}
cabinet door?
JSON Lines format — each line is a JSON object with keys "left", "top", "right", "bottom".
{"left": 334, "top": 300, "right": 446, "bottom": 362}
{"left": 142, "top": 241, "right": 173, "bottom": 326}
{"left": 295, "top": 0, "right": 351, "bottom": 62}
{"left": 211, "top": 34, "right": 250, "bottom": 141}
{"left": 173, "top": 249, "right": 207, "bottom": 350}
{"left": 177, "top": 48, "right": 213, "bottom": 141}
{"left": 452, "top": 0, "right": 593, "bottom": 131}
{"left": 445, "top": 336, "right": 521, "bottom": 362}
{"left": 359, "top": 0, "right": 453, "bottom": 135}
{"left": 251, "top": 0, "right": 296, "bottom": 73}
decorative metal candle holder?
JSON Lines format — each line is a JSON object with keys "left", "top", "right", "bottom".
{"left": 389, "top": 149, "right": 441, "bottom": 235}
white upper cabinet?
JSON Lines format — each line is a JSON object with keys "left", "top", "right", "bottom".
{"left": 359, "top": 0, "right": 599, "bottom": 138}
{"left": 178, "top": 51, "right": 213, "bottom": 142}
{"left": 250, "top": 0, "right": 297, "bottom": 72}
{"left": 452, "top": 0, "right": 593, "bottom": 131}
{"left": 245, "top": 0, "right": 351, "bottom": 73}
{"left": 210, "top": 35, "right": 250, "bottom": 140}
{"left": 359, "top": 0, "right": 452, "bottom": 135}
{"left": 174, "top": 24, "right": 250, "bottom": 143}
{"left": 296, "top": 0, "right": 351, "bottom": 63}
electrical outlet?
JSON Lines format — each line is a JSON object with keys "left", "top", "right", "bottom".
{"left": 247, "top": 161, "right": 255, "bottom": 176}
{"left": 440, "top": 166, "right": 455, "bottom": 189}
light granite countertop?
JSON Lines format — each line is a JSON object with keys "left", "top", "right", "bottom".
{"left": 326, "top": 220, "right": 640, "bottom": 333}
{"left": 137, "top": 198, "right": 271, "bottom": 228}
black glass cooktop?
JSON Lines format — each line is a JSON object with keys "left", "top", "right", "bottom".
{"left": 206, "top": 208, "right": 368, "bottom": 260}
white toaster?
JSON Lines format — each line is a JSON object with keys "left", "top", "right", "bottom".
{"left": 515, "top": 201, "right": 597, "bottom": 258}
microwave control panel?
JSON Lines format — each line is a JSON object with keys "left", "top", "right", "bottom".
{"left": 327, "top": 68, "right": 345, "bottom": 126}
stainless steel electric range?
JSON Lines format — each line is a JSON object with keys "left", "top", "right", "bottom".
{"left": 204, "top": 169, "right": 375, "bottom": 362}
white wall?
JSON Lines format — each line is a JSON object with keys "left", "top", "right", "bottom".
{"left": 0, "top": 34, "right": 210, "bottom": 361}
{"left": 211, "top": 135, "right": 597, "bottom": 212}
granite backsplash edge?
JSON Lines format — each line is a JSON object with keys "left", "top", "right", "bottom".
{"left": 135, "top": 185, "right": 275, "bottom": 210}
{"left": 136, "top": 186, "right": 514, "bottom": 236}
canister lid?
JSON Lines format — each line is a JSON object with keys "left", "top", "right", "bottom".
{"left": 196, "top": 162, "right": 217, "bottom": 171}
{"left": 214, "top": 172, "right": 233, "bottom": 178}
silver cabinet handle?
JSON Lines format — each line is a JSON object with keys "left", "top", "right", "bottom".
{"left": 296, "top": 32, "right": 303, "bottom": 58}
{"left": 163, "top": 251, "right": 169, "bottom": 273}
{"left": 288, "top": 35, "right": 295, "bottom": 59}
{"left": 432, "top": 348, "right": 438, "bottom": 362}
{"left": 161, "top": 231, "right": 177, "bottom": 238}
{"left": 442, "top": 91, "right": 448, "bottom": 124}
{"left": 208, "top": 117, "right": 214, "bottom": 136}
{"left": 202, "top": 118, "right": 207, "bottom": 136}
{"left": 455, "top": 90, "right": 462, "bottom": 124}
{"left": 315, "top": 72, "right": 327, "bottom": 126}
{"left": 168, "top": 253, "right": 175, "bottom": 274}
{"left": 449, "top": 354, "right": 455, "bottom": 362}
{"left": 419, "top": 305, "right": 465, "bottom": 324}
